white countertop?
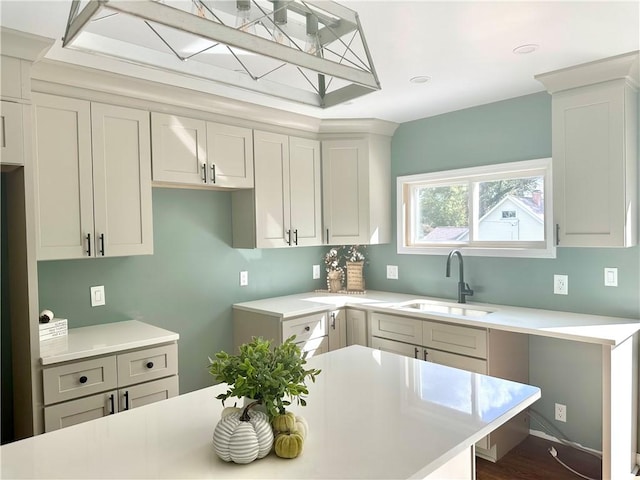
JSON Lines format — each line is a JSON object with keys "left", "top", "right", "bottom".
{"left": 2, "top": 345, "right": 540, "bottom": 479}
{"left": 40, "top": 320, "right": 179, "bottom": 365}
{"left": 233, "top": 291, "right": 640, "bottom": 346}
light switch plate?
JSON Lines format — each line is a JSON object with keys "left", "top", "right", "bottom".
{"left": 604, "top": 267, "right": 618, "bottom": 287}
{"left": 90, "top": 285, "right": 105, "bottom": 307}
{"left": 240, "top": 271, "right": 249, "bottom": 286}
{"left": 312, "top": 265, "right": 321, "bottom": 280}
{"left": 386, "top": 265, "right": 399, "bottom": 280}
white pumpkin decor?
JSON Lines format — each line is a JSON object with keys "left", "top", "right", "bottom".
{"left": 213, "top": 403, "right": 274, "bottom": 464}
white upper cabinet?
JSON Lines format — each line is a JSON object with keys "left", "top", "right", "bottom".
{"left": 151, "top": 112, "right": 253, "bottom": 189}
{"left": 0, "top": 100, "right": 24, "bottom": 166}
{"left": 206, "top": 122, "right": 253, "bottom": 188}
{"left": 231, "top": 131, "right": 321, "bottom": 248}
{"left": 33, "top": 93, "right": 153, "bottom": 260}
{"left": 151, "top": 113, "right": 206, "bottom": 185}
{"left": 536, "top": 51, "right": 639, "bottom": 247}
{"left": 321, "top": 133, "right": 392, "bottom": 245}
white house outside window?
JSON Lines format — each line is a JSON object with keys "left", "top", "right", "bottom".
{"left": 397, "top": 158, "right": 554, "bottom": 258}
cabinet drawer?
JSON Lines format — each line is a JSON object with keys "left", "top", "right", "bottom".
{"left": 44, "top": 390, "right": 117, "bottom": 432}
{"left": 43, "top": 356, "right": 117, "bottom": 405}
{"left": 427, "top": 349, "right": 487, "bottom": 375}
{"left": 117, "top": 343, "right": 178, "bottom": 387}
{"left": 423, "top": 321, "right": 487, "bottom": 359}
{"left": 282, "top": 312, "right": 327, "bottom": 343}
{"left": 371, "top": 312, "right": 423, "bottom": 345}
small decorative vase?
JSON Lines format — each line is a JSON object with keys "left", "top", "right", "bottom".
{"left": 327, "top": 270, "right": 342, "bottom": 293}
{"left": 346, "top": 261, "right": 365, "bottom": 291}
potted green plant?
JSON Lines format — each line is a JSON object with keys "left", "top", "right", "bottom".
{"left": 208, "top": 335, "right": 321, "bottom": 420}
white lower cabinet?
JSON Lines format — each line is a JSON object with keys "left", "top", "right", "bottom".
{"left": 328, "top": 309, "right": 346, "bottom": 351}
{"left": 346, "top": 309, "right": 367, "bottom": 347}
{"left": 370, "top": 311, "right": 529, "bottom": 462}
{"left": 43, "top": 343, "right": 178, "bottom": 432}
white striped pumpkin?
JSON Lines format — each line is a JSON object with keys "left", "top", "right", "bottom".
{"left": 213, "top": 409, "right": 274, "bottom": 464}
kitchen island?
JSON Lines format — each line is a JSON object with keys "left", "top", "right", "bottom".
{"left": 1, "top": 345, "right": 540, "bottom": 479}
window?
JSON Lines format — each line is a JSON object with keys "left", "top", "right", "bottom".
{"left": 397, "top": 158, "right": 554, "bottom": 258}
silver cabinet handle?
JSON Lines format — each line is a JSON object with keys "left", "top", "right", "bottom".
{"left": 211, "top": 163, "right": 216, "bottom": 183}
{"left": 293, "top": 229, "right": 298, "bottom": 246}
{"left": 201, "top": 163, "right": 206, "bottom": 183}
{"left": 330, "top": 312, "right": 336, "bottom": 330}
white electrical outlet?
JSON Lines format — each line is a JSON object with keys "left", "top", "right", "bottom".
{"left": 386, "top": 265, "right": 399, "bottom": 280}
{"left": 553, "top": 274, "right": 568, "bottom": 295}
{"left": 90, "top": 285, "right": 106, "bottom": 307}
{"left": 604, "top": 267, "right": 618, "bottom": 287}
{"left": 312, "top": 265, "right": 321, "bottom": 280}
{"left": 239, "top": 271, "right": 249, "bottom": 286}
{"left": 555, "top": 403, "right": 567, "bottom": 422}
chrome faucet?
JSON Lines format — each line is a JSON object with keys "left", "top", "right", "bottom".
{"left": 445, "top": 249, "right": 474, "bottom": 304}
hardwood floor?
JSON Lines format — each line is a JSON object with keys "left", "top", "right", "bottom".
{"left": 476, "top": 435, "right": 602, "bottom": 480}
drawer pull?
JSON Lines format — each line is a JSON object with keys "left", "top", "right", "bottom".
{"left": 79, "top": 375, "right": 88, "bottom": 384}
{"left": 414, "top": 347, "right": 419, "bottom": 359}
{"left": 146, "top": 361, "right": 154, "bottom": 369}
{"left": 304, "top": 326, "right": 310, "bottom": 332}
{"left": 109, "top": 394, "right": 115, "bottom": 415}
{"left": 423, "top": 349, "right": 428, "bottom": 361}
{"left": 124, "top": 391, "right": 130, "bottom": 410}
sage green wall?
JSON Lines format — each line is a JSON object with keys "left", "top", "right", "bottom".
{"left": 364, "top": 91, "right": 640, "bottom": 451}
{"left": 38, "top": 188, "right": 327, "bottom": 394}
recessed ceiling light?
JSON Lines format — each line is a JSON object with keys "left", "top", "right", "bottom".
{"left": 513, "top": 44, "right": 539, "bottom": 55}
{"left": 409, "top": 76, "right": 431, "bottom": 84}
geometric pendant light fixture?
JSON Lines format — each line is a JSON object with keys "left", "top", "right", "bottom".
{"left": 63, "top": 0, "right": 381, "bottom": 108}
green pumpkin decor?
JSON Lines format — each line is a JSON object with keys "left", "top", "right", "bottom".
{"left": 274, "top": 431, "right": 304, "bottom": 459}
{"left": 271, "top": 411, "right": 296, "bottom": 433}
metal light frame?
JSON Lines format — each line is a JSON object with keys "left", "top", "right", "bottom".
{"left": 62, "top": 0, "right": 381, "bottom": 108}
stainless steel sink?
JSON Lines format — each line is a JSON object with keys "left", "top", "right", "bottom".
{"left": 394, "top": 300, "right": 494, "bottom": 317}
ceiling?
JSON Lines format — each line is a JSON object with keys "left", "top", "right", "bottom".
{"left": 1, "top": 1, "right": 639, "bottom": 123}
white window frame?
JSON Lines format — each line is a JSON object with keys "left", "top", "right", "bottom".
{"left": 397, "top": 158, "right": 555, "bottom": 258}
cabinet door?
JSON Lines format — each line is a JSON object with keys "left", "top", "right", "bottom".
{"left": 328, "top": 309, "right": 347, "bottom": 351}
{"left": 422, "top": 321, "right": 487, "bottom": 360}
{"left": 44, "top": 390, "right": 117, "bottom": 432}
{"left": 119, "top": 376, "right": 179, "bottom": 411}
{"left": 322, "top": 138, "right": 368, "bottom": 244}
{"left": 206, "top": 122, "right": 253, "bottom": 188}
{"left": 297, "top": 335, "right": 328, "bottom": 359}
{"left": 0, "top": 101, "right": 24, "bottom": 165}
{"left": 346, "top": 309, "right": 367, "bottom": 346}
{"left": 254, "top": 130, "right": 290, "bottom": 247}
{"left": 553, "top": 80, "right": 633, "bottom": 247}
{"left": 32, "top": 93, "right": 93, "bottom": 260}
{"left": 289, "top": 136, "right": 322, "bottom": 246}
{"left": 92, "top": 103, "right": 153, "bottom": 257}
{"left": 151, "top": 112, "right": 206, "bottom": 185}
{"left": 371, "top": 336, "right": 420, "bottom": 359}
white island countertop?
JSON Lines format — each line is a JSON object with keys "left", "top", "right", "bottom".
{"left": 40, "top": 320, "right": 179, "bottom": 365}
{"left": 233, "top": 290, "right": 640, "bottom": 346}
{"left": 2, "top": 345, "right": 540, "bottom": 479}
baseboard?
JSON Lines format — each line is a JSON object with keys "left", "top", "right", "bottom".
{"left": 528, "top": 429, "right": 603, "bottom": 457}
